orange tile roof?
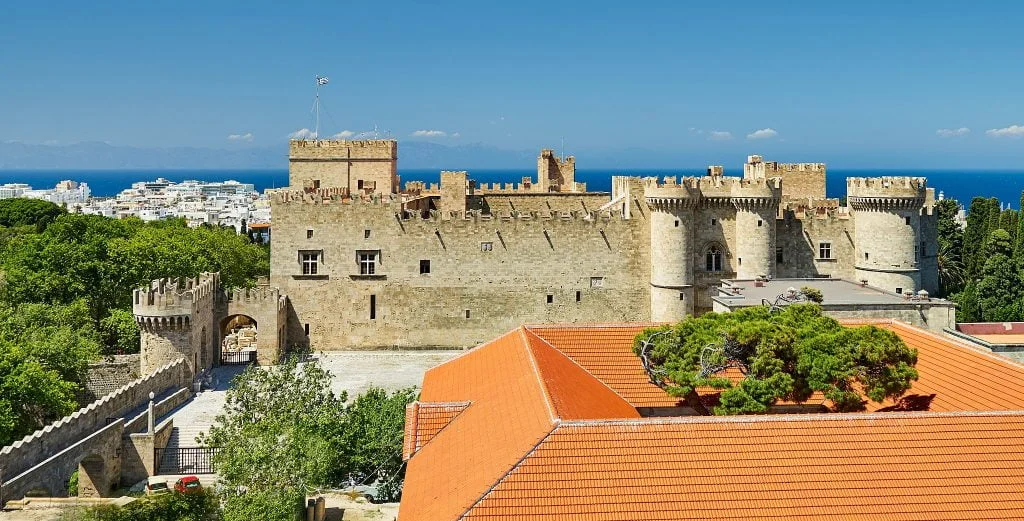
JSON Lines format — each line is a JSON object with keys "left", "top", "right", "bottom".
{"left": 402, "top": 401, "right": 469, "bottom": 461}
{"left": 465, "top": 412, "right": 1024, "bottom": 520}
{"left": 401, "top": 321, "right": 1024, "bottom": 521}
{"left": 528, "top": 324, "right": 682, "bottom": 408}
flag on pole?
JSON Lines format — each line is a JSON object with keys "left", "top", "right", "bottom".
{"left": 316, "top": 76, "right": 329, "bottom": 86}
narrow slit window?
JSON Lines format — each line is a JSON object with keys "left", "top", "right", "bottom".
{"left": 575, "top": 290, "right": 581, "bottom": 302}
{"left": 304, "top": 323, "right": 309, "bottom": 336}
{"left": 369, "top": 295, "right": 376, "bottom": 319}
{"left": 465, "top": 309, "right": 470, "bottom": 319}
{"left": 364, "top": 229, "right": 371, "bottom": 239}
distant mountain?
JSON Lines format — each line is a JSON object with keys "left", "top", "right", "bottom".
{"left": 0, "top": 140, "right": 537, "bottom": 170}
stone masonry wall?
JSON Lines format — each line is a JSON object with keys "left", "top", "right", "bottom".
{"left": 776, "top": 212, "right": 857, "bottom": 281}
{"left": 288, "top": 140, "right": 398, "bottom": 194}
{"left": 271, "top": 196, "right": 650, "bottom": 349}
{"left": 0, "top": 359, "right": 188, "bottom": 490}
{"left": 470, "top": 193, "right": 611, "bottom": 215}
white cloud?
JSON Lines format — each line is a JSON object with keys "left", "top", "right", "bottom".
{"left": 289, "top": 128, "right": 317, "bottom": 139}
{"left": 708, "top": 130, "right": 733, "bottom": 141}
{"left": 936, "top": 127, "right": 970, "bottom": 138}
{"left": 332, "top": 130, "right": 355, "bottom": 138}
{"left": 411, "top": 130, "right": 448, "bottom": 137}
{"left": 986, "top": 125, "right": 1024, "bottom": 138}
{"left": 227, "top": 132, "right": 253, "bottom": 142}
{"left": 746, "top": 128, "right": 778, "bottom": 140}
{"left": 451, "top": 132, "right": 461, "bottom": 138}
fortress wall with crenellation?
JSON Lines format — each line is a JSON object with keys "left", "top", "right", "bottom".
{"left": 269, "top": 192, "right": 651, "bottom": 349}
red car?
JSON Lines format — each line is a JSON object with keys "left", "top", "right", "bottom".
{"left": 174, "top": 476, "right": 203, "bottom": 494}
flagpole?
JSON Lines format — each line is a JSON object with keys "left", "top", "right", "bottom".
{"left": 314, "top": 76, "right": 320, "bottom": 140}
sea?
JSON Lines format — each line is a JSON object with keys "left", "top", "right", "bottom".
{"left": 3, "top": 168, "right": 1024, "bottom": 207}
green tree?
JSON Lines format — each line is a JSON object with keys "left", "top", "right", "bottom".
{"left": 98, "top": 309, "right": 141, "bottom": 355}
{"left": 1016, "top": 191, "right": 1024, "bottom": 262}
{"left": 963, "top": 197, "right": 1000, "bottom": 280}
{"left": 0, "top": 300, "right": 101, "bottom": 445}
{"left": 0, "top": 198, "right": 65, "bottom": 229}
{"left": 334, "top": 386, "right": 417, "bottom": 502}
{"left": 633, "top": 305, "right": 919, "bottom": 414}
{"left": 953, "top": 281, "right": 982, "bottom": 323}
{"left": 221, "top": 489, "right": 304, "bottom": 521}
{"left": 60, "top": 489, "right": 221, "bottom": 521}
{"left": 975, "top": 229, "right": 1023, "bottom": 322}
{"left": 935, "top": 199, "right": 965, "bottom": 296}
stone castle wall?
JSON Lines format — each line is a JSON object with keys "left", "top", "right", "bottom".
{"left": 0, "top": 359, "right": 188, "bottom": 490}
{"left": 270, "top": 194, "right": 651, "bottom": 349}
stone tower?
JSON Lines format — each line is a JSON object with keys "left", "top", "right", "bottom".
{"left": 288, "top": 139, "right": 398, "bottom": 194}
{"left": 847, "top": 177, "right": 927, "bottom": 294}
{"left": 536, "top": 149, "right": 576, "bottom": 192}
{"left": 132, "top": 273, "right": 219, "bottom": 377}
{"left": 731, "top": 177, "right": 782, "bottom": 279}
{"left": 645, "top": 177, "right": 699, "bottom": 321}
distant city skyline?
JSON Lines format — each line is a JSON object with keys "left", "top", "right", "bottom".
{"left": 2, "top": 1, "right": 1024, "bottom": 168}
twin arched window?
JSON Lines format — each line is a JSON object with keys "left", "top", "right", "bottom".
{"left": 706, "top": 247, "right": 723, "bottom": 272}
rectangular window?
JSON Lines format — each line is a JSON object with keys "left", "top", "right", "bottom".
{"left": 865, "top": 252, "right": 870, "bottom": 260}
{"left": 590, "top": 277, "right": 605, "bottom": 288}
{"left": 306, "top": 229, "right": 313, "bottom": 239}
{"left": 575, "top": 290, "right": 581, "bottom": 302}
{"left": 304, "top": 323, "right": 309, "bottom": 336}
{"left": 357, "top": 180, "right": 364, "bottom": 190}
{"left": 818, "top": 242, "right": 832, "bottom": 259}
{"left": 711, "top": 218, "right": 717, "bottom": 225}
{"left": 896, "top": 287, "right": 903, "bottom": 295}
{"left": 757, "top": 219, "right": 763, "bottom": 227}
{"left": 419, "top": 259, "right": 431, "bottom": 274}
{"left": 480, "top": 242, "right": 493, "bottom": 252}
{"left": 357, "top": 251, "right": 378, "bottom": 275}
{"left": 369, "top": 295, "right": 376, "bottom": 319}
{"left": 312, "top": 180, "right": 321, "bottom": 189}
{"left": 679, "top": 292, "right": 685, "bottom": 300}
{"left": 674, "top": 220, "right": 679, "bottom": 227}
{"left": 546, "top": 294, "right": 553, "bottom": 304}
{"left": 905, "top": 216, "right": 911, "bottom": 225}
{"left": 776, "top": 247, "right": 784, "bottom": 264}
{"left": 465, "top": 309, "right": 470, "bottom": 319}
{"left": 364, "top": 229, "right": 371, "bottom": 239}
{"left": 921, "top": 241, "right": 926, "bottom": 257}
{"left": 300, "top": 251, "right": 320, "bottom": 275}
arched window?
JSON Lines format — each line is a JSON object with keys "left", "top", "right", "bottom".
{"left": 706, "top": 247, "right": 723, "bottom": 272}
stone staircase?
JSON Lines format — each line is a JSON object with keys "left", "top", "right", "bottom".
{"left": 157, "top": 424, "right": 211, "bottom": 475}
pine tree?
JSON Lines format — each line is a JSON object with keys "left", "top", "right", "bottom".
{"left": 1015, "top": 191, "right": 1024, "bottom": 262}
{"left": 963, "top": 197, "right": 994, "bottom": 280}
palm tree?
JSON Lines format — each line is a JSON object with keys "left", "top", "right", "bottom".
{"left": 937, "top": 240, "right": 965, "bottom": 297}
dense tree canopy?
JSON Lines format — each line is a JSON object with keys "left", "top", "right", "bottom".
{"left": 945, "top": 191, "right": 1024, "bottom": 322}
{"left": 200, "top": 356, "right": 416, "bottom": 518}
{"left": 0, "top": 204, "right": 268, "bottom": 446}
{"left": 634, "top": 305, "right": 919, "bottom": 414}
{"left": 0, "top": 300, "right": 101, "bottom": 445}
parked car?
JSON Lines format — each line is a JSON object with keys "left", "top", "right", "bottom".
{"left": 174, "top": 476, "right": 203, "bottom": 494}
{"left": 146, "top": 477, "right": 170, "bottom": 495}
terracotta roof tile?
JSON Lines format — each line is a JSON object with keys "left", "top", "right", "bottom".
{"left": 402, "top": 321, "right": 1024, "bottom": 521}
{"left": 465, "top": 412, "right": 1024, "bottom": 520}
{"left": 527, "top": 324, "right": 682, "bottom": 408}
{"left": 402, "top": 401, "right": 469, "bottom": 461}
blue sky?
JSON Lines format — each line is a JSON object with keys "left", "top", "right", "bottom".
{"left": 2, "top": 1, "right": 1023, "bottom": 167}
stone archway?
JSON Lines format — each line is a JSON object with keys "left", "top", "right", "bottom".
{"left": 220, "top": 314, "right": 258, "bottom": 363}
{"left": 77, "top": 454, "right": 113, "bottom": 498}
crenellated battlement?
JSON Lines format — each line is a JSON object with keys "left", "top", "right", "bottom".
{"left": 847, "top": 177, "right": 927, "bottom": 210}
{"left": 132, "top": 272, "right": 219, "bottom": 324}
{"left": 642, "top": 175, "right": 781, "bottom": 208}
{"left": 289, "top": 139, "right": 397, "bottom": 153}
{"left": 398, "top": 207, "right": 626, "bottom": 224}
{"left": 227, "top": 286, "right": 287, "bottom": 312}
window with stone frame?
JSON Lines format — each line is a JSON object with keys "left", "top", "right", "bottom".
{"left": 818, "top": 242, "right": 832, "bottom": 259}
{"left": 357, "top": 250, "right": 379, "bottom": 275}
{"left": 300, "top": 251, "right": 321, "bottom": 275}
{"left": 705, "top": 247, "right": 723, "bottom": 272}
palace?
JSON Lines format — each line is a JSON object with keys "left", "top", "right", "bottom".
{"left": 129, "top": 139, "right": 946, "bottom": 375}
{"left": 269, "top": 139, "right": 941, "bottom": 350}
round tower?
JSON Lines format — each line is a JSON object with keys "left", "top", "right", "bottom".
{"left": 133, "top": 278, "right": 200, "bottom": 378}
{"left": 645, "top": 177, "right": 699, "bottom": 322}
{"left": 731, "top": 178, "right": 782, "bottom": 279}
{"left": 847, "top": 177, "right": 926, "bottom": 294}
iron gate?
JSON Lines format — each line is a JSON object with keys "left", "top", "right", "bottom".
{"left": 155, "top": 447, "right": 221, "bottom": 474}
